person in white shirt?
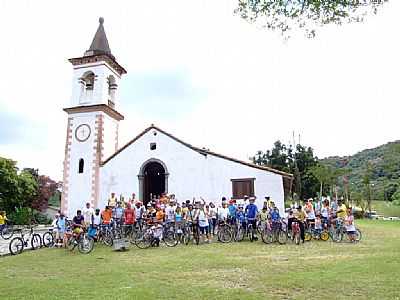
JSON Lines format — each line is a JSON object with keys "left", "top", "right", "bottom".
{"left": 198, "top": 204, "right": 210, "bottom": 243}
{"left": 82, "top": 202, "right": 94, "bottom": 227}
{"left": 217, "top": 202, "right": 229, "bottom": 222}
{"left": 165, "top": 200, "right": 176, "bottom": 224}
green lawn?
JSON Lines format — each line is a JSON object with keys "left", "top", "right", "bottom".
{"left": 372, "top": 201, "right": 400, "bottom": 217}
{"left": 1, "top": 220, "right": 400, "bottom": 300}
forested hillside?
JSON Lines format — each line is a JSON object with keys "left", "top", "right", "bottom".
{"left": 321, "top": 141, "right": 400, "bottom": 201}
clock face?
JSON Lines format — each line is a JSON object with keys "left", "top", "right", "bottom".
{"left": 75, "top": 124, "right": 91, "bottom": 142}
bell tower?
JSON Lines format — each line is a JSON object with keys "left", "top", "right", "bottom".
{"left": 61, "top": 17, "right": 127, "bottom": 217}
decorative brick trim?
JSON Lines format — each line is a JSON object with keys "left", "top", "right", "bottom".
{"left": 61, "top": 117, "right": 74, "bottom": 215}
{"left": 115, "top": 123, "right": 119, "bottom": 152}
{"left": 91, "top": 114, "right": 104, "bottom": 208}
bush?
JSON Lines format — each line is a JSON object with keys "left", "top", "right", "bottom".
{"left": 9, "top": 207, "right": 34, "bottom": 225}
{"left": 8, "top": 207, "right": 52, "bottom": 225}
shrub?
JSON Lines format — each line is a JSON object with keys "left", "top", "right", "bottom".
{"left": 8, "top": 207, "right": 52, "bottom": 225}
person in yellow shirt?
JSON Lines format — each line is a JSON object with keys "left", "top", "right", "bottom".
{"left": 336, "top": 200, "right": 347, "bottom": 220}
{"left": 108, "top": 192, "right": 117, "bottom": 208}
{"left": 293, "top": 206, "right": 307, "bottom": 243}
{"left": 0, "top": 211, "right": 7, "bottom": 232}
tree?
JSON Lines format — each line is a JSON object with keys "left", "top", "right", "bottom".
{"left": 362, "top": 162, "right": 373, "bottom": 212}
{"left": 0, "top": 157, "right": 38, "bottom": 213}
{"left": 235, "top": 0, "right": 388, "bottom": 38}
{"left": 252, "top": 141, "right": 319, "bottom": 199}
{"left": 309, "top": 164, "right": 332, "bottom": 199}
{"left": 31, "top": 176, "right": 60, "bottom": 212}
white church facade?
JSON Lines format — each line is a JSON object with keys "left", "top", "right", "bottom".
{"left": 61, "top": 18, "right": 293, "bottom": 218}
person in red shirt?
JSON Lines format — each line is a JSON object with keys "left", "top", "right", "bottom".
{"left": 124, "top": 203, "right": 135, "bottom": 225}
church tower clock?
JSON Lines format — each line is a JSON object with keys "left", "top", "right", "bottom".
{"left": 61, "top": 18, "right": 127, "bottom": 217}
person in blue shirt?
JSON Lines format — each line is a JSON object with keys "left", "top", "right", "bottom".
{"left": 228, "top": 199, "right": 237, "bottom": 225}
{"left": 269, "top": 204, "right": 281, "bottom": 231}
{"left": 245, "top": 197, "right": 259, "bottom": 239}
{"left": 236, "top": 205, "right": 246, "bottom": 229}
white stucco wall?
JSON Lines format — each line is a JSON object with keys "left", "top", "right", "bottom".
{"left": 102, "top": 114, "right": 118, "bottom": 159}
{"left": 99, "top": 128, "right": 285, "bottom": 213}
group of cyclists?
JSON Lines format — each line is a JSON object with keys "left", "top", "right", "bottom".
{"left": 49, "top": 192, "right": 359, "bottom": 250}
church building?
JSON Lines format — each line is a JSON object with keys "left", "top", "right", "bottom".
{"left": 61, "top": 18, "right": 293, "bottom": 217}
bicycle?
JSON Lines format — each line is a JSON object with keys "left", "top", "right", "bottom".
{"left": 232, "top": 220, "right": 246, "bottom": 242}
{"left": 247, "top": 219, "right": 258, "bottom": 242}
{"left": 135, "top": 224, "right": 178, "bottom": 249}
{"left": 330, "top": 220, "right": 362, "bottom": 243}
{"left": 291, "top": 221, "right": 301, "bottom": 245}
{"left": 9, "top": 226, "right": 42, "bottom": 255}
{"left": 67, "top": 227, "right": 94, "bottom": 254}
{"left": 183, "top": 221, "right": 200, "bottom": 245}
{"left": 96, "top": 224, "right": 113, "bottom": 246}
{"left": 261, "top": 221, "right": 287, "bottom": 245}
{"left": 216, "top": 220, "right": 233, "bottom": 243}
{"left": 1, "top": 221, "right": 14, "bottom": 240}
{"left": 304, "top": 227, "right": 330, "bottom": 242}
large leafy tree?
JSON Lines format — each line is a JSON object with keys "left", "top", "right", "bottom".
{"left": 235, "top": 0, "right": 388, "bottom": 38}
{"left": 252, "top": 141, "right": 319, "bottom": 199}
{"left": 0, "top": 158, "right": 38, "bottom": 212}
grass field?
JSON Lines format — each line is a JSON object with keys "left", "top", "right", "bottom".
{"left": 1, "top": 220, "right": 400, "bottom": 300}
{"left": 372, "top": 201, "right": 400, "bottom": 217}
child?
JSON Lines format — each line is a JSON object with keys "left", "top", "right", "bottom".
{"left": 314, "top": 215, "right": 323, "bottom": 234}
{"left": 198, "top": 205, "right": 210, "bottom": 243}
{"left": 151, "top": 221, "right": 163, "bottom": 247}
{"left": 175, "top": 207, "right": 183, "bottom": 242}
{"left": 345, "top": 208, "right": 357, "bottom": 242}
{"left": 56, "top": 214, "right": 66, "bottom": 247}
{"left": 51, "top": 214, "right": 60, "bottom": 247}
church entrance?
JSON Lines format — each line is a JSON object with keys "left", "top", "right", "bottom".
{"left": 140, "top": 160, "right": 168, "bottom": 206}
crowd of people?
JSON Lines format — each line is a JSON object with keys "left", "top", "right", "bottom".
{"left": 48, "top": 192, "right": 359, "bottom": 248}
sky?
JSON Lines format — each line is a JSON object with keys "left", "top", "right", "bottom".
{"left": 0, "top": 0, "right": 399, "bottom": 181}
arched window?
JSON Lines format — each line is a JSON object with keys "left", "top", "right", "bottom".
{"left": 107, "top": 75, "right": 117, "bottom": 108}
{"left": 79, "top": 71, "right": 95, "bottom": 103}
{"left": 78, "top": 159, "right": 84, "bottom": 174}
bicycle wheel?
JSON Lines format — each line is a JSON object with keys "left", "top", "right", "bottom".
{"left": 78, "top": 234, "right": 94, "bottom": 254}
{"left": 163, "top": 231, "right": 178, "bottom": 247}
{"left": 261, "top": 229, "right": 273, "bottom": 244}
{"left": 294, "top": 232, "right": 301, "bottom": 245}
{"left": 135, "top": 231, "right": 152, "bottom": 249}
{"left": 183, "top": 227, "right": 191, "bottom": 245}
{"left": 103, "top": 231, "right": 114, "bottom": 247}
{"left": 129, "top": 229, "right": 139, "bottom": 245}
{"left": 218, "top": 227, "right": 232, "bottom": 243}
{"left": 304, "top": 230, "right": 312, "bottom": 242}
{"left": 332, "top": 229, "right": 343, "bottom": 243}
{"left": 9, "top": 237, "right": 24, "bottom": 255}
{"left": 1, "top": 225, "right": 14, "bottom": 240}
{"left": 354, "top": 228, "right": 362, "bottom": 242}
{"left": 235, "top": 226, "right": 245, "bottom": 242}
{"left": 278, "top": 229, "right": 287, "bottom": 245}
{"left": 67, "top": 235, "right": 77, "bottom": 251}
{"left": 31, "top": 234, "right": 42, "bottom": 250}
{"left": 320, "top": 230, "right": 330, "bottom": 241}
{"left": 42, "top": 232, "right": 54, "bottom": 247}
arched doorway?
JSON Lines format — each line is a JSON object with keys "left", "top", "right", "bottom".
{"left": 138, "top": 159, "right": 169, "bottom": 206}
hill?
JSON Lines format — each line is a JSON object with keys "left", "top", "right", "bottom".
{"left": 321, "top": 140, "right": 400, "bottom": 201}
